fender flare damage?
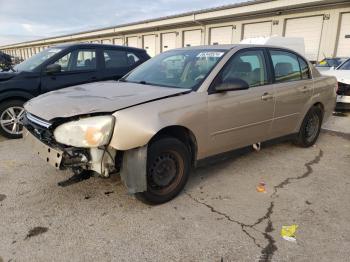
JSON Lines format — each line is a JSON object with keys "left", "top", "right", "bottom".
{"left": 120, "top": 145, "right": 148, "bottom": 194}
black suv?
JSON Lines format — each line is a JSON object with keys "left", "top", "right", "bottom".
{"left": 0, "top": 43, "right": 150, "bottom": 138}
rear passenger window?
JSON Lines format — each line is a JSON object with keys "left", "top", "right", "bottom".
{"left": 270, "top": 50, "right": 302, "bottom": 82}
{"left": 298, "top": 57, "right": 311, "bottom": 79}
{"left": 221, "top": 50, "right": 268, "bottom": 88}
{"left": 104, "top": 50, "right": 140, "bottom": 69}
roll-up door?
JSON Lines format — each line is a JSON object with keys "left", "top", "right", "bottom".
{"left": 143, "top": 34, "right": 157, "bottom": 57}
{"left": 336, "top": 13, "right": 350, "bottom": 57}
{"left": 284, "top": 16, "right": 324, "bottom": 61}
{"left": 210, "top": 26, "right": 233, "bottom": 45}
{"left": 113, "top": 38, "right": 124, "bottom": 46}
{"left": 243, "top": 21, "right": 272, "bottom": 39}
{"left": 127, "top": 36, "right": 138, "bottom": 48}
{"left": 161, "top": 32, "right": 176, "bottom": 52}
{"left": 183, "top": 30, "right": 202, "bottom": 47}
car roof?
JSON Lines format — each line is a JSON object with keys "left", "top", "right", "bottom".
{"left": 171, "top": 44, "right": 304, "bottom": 55}
{"left": 51, "top": 43, "right": 146, "bottom": 52}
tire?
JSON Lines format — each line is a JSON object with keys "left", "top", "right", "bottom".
{"left": 136, "top": 137, "right": 191, "bottom": 204}
{"left": 0, "top": 100, "right": 25, "bottom": 139}
{"left": 293, "top": 106, "right": 323, "bottom": 147}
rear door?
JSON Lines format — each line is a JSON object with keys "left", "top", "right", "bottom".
{"left": 101, "top": 48, "right": 142, "bottom": 81}
{"left": 40, "top": 47, "right": 99, "bottom": 93}
{"left": 208, "top": 48, "right": 275, "bottom": 155}
{"left": 267, "top": 49, "right": 313, "bottom": 138}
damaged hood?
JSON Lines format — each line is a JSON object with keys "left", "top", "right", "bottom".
{"left": 25, "top": 81, "right": 191, "bottom": 121}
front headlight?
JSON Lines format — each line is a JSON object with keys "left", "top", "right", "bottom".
{"left": 54, "top": 116, "right": 115, "bottom": 148}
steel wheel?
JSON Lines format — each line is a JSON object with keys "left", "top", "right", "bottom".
{"left": 305, "top": 111, "right": 320, "bottom": 143}
{"left": 0, "top": 106, "right": 25, "bottom": 136}
{"left": 148, "top": 150, "right": 184, "bottom": 194}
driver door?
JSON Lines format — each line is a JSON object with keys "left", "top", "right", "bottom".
{"left": 207, "top": 48, "right": 275, "bottom": 156}
{"left": 40, "top": 48, "right": 99, "bottom": 93}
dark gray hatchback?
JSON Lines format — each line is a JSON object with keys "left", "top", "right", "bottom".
{"left": 0, "top": 43, "right": 150, "bottom": 138}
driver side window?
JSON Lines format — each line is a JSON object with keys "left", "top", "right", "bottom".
{"left": 54, "top": 53, "right": 71, "bottom": 72}
{"left": 221, "top": 49, "right": 268, "bottom": 88}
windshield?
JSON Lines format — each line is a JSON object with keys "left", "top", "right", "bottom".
{"left": 317, "top": 58, "right": 346, "bottom": 68}
{"left": 337, "top": 59, "right": 350, "bottom": 70}
{"left": 14, "top": 47, "right": 63, "bottom": 72}
{"left": 123, "top": 49, "right": 227, "bottom": 90}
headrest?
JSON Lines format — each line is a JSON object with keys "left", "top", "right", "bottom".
{"left": 236, "top": 62, "right": 252, "bottom": 73}
{"left": 275, "top": 63, "right": 293, "bottom": 76}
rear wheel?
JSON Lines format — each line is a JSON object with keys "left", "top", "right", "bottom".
{"left": 136, "top": 137, "right": 191, "bottom": 204}
{"left": 294, "top": 106, "right": 323, "bottom": 147}
{"left": 0, "top": 100, "right": 25, "bottom": 139}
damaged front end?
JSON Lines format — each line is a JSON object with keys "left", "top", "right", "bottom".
{"left": 23, "top": 112, "right": 116, "bottom": 177}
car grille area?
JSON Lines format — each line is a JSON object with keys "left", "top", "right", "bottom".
{"left": 337, "top": 82, "right": 350, "bottom": 96}
{"left": 23, "top": 112, "right": 55, "bottom": 145}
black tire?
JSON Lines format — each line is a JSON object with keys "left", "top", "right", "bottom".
{"left": 293, "top": 106, "right": 323, "bottom": 147}
{"left": 136, "top": 137, "right": 191, "bottom": 204}
{"left": 0, "top": 100, "right": 25, "bottom": 139}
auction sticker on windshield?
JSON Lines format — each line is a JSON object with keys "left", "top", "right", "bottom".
{"left": 196, "top": 52, "right": 224, "bottom": 58}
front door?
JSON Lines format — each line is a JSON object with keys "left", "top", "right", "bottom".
{"left": 208, "top": 49, "right": 275, "bottom": 156}
{"left": 40, "top": 48, "right": 99, "bottom": 93}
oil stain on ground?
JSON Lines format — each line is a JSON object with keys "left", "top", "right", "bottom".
{"left": 25, "top": 227, "right": 48, "bottom": 240}
{"left": 0, "top": 194, "right": 6, "bottom": 202}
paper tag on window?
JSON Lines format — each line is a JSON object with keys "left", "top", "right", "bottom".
{"left": 196, "top": 52, "right": 224, "bottom": 58}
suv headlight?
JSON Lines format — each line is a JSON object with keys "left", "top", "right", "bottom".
{"left": 54, "top": 116, "right": 115, "bottom": 148}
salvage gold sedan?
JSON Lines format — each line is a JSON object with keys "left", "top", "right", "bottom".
{"left": 23, "top": 45, "right": 337, "bottom": 204}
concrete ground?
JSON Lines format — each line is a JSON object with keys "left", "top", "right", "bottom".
{"left": 0, "top": 113, "right": 349, "bottom": 262}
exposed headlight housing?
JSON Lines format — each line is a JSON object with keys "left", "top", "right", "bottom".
{"left": 54, "top": 116, "right": 115, "bottom": 148}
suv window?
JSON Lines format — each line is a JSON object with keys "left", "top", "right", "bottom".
{"left": 103, "top": 49, "right": 140, "bottom": 69}
{"left": 53, "top": 49, "right": 96, "bottom": 72}
{"left": 270, "top": 50, "right": 302, "bottom": 82}
{"left": 221, "top": 49, "right": 268, "bottom": 88}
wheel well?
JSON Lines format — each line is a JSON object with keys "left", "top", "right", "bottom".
{"left": 0, "top": 96, "right": 27, "bottom": 104}
{"left": 150, "top": 126, "right": 198, "bottom": 167}
{"left": 313, "top": 102, "right": 324, "bottom": 112}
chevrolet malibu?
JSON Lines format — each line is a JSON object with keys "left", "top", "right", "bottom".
{"left": 23, "top": 45, "right": 337, "bottom": 204}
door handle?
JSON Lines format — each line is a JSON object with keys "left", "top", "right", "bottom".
{"left": 91, "top": 76, "right": 97, "bottom": 80}
{"left": 261, "top": 92, "right": 274, "bottom": 101}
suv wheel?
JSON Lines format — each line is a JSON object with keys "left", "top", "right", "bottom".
{"left": 294, "top": 106, "right": 323, "bottom": 147}
{"left": 0, "top": 100, "right": 25, "bottom": 139}
{"left": 136, "top": 137, "right": 191, "bottom": 204}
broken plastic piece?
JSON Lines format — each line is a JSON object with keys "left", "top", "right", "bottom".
{"left": 253, "top": 143, "right": 261, "bottom": 151}
{"left": 256, "top": 181, "right": 266, "bottom": 193}
{"left": 281, "top": 225, "right": 298, "bottom": 242}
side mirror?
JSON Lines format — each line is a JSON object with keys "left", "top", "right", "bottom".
{"left": 214, "top": 77, "right": 250, "bottom": 93}
{"left": 330, "top": 66, "right": 335, "bottom": 71}
{"left": 45, "top": 64, "right": 61, "bottom": 74}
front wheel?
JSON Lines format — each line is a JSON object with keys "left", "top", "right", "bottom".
{"left": 136, "top": 137, "right": 191, "bottom": 204}
{"left": 0, "top": 100, "right": 25, "bottom": 139}
{"left": 293, "top": 106, "right": 323, "bottom": 147}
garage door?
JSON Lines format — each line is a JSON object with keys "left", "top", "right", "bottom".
{"left": 243, "top": 22, "right": 272, "bottom": 39}
{"left": 337, "top": 13, "right": 350, "bottom": 57}
{"left": 113, "top": 38, "right": 124, "bottom": 46}
{"left": 183, "top": 30, "right": 202, "bottom": 47}
{"left": 210, "top": 26, "right": 233, "bottom": 45}
{"left": 143, "top": 34, "right": 157, "bottom": 57}
{"left": 101, "top": 39, "right": 111, "bottom": 44}
{"left": 285, "top": 16, "right": 324, "bottom": 61}
{"left": 161, "top": 32, "right": 177, "bottom": 52}
{"left": 127, "top": 37, "right": 138, "bottom": 48}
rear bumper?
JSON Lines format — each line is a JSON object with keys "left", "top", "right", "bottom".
{"left": 336, "top": 95, "right": 350, "bottom": 110}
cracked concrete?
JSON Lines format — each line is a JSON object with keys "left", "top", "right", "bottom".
{"left": 0, "top": 114, "right": 350, "bottom": 261}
